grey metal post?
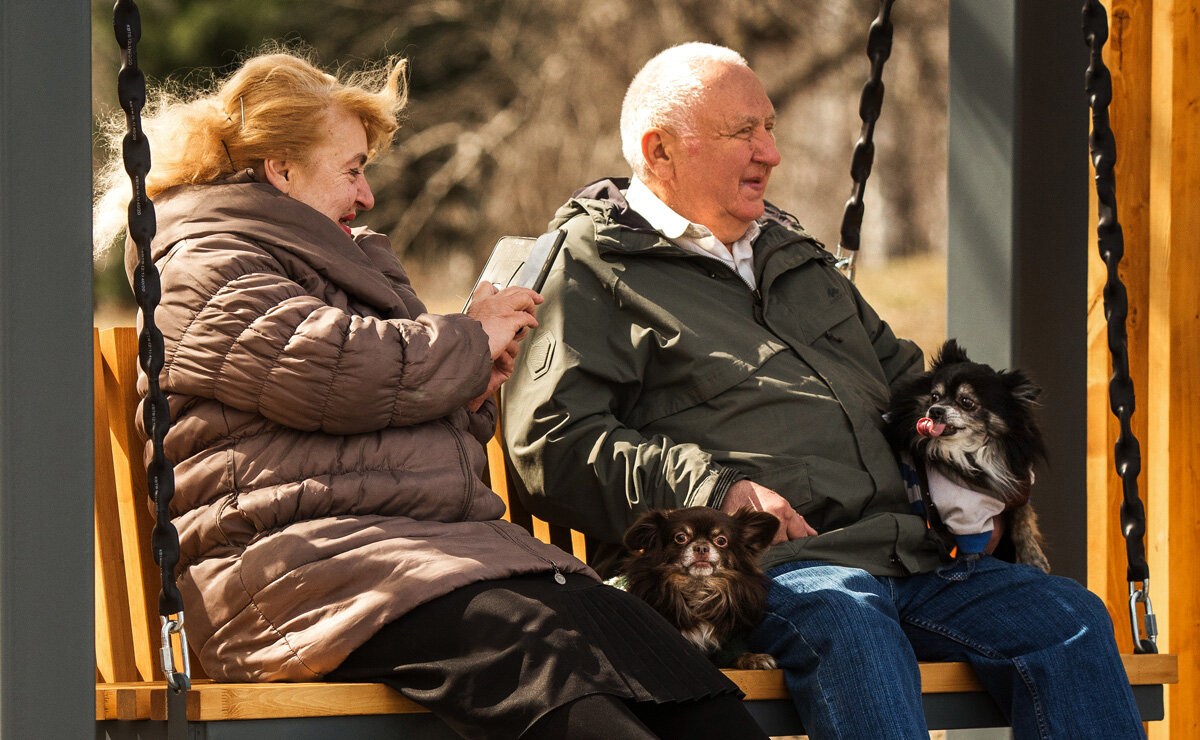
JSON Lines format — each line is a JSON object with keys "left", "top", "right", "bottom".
{"left": 0, "top": 0, "right": 94, "bottom": 736}
{"left": 948, "top": 0, "right": 1090, "bottom": 583}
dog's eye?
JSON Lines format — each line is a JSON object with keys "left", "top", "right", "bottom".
{"left": 713, "top": 535, "right": 729, "bottom": 548}
{"left": 674, "top": 532, "right": 689, "bottom": 545}
{"left": 959, "top": 396, "right": 975, "bottom": 410}
{"left": 930, "top": 392, "right": 941, "bottom": 403}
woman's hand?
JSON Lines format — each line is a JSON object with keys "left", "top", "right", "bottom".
{"left": 466, "top": 283, "right": 543, "bottom": 358}
{"left": 465, "top": 283, "right": 542, "bottom": 410}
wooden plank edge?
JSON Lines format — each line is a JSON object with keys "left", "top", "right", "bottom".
{"left": 1122, "top": 652, "right": 1178, "bottom": 685}
{"left": 97, "top": 654, "right": 1177, "bottom": 722}
{"left": 96, "top": 681, "right": 160, "bottom": 721}
{"left": 730, "top": 654, "right": 1175, "bottom": 701}
{"left": 186, "top": 682, "right": 428, "bottom": 721}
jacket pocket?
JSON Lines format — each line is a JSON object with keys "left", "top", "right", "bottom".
{"left": 625, "top": 341, "right": 788, "bottom": 429}
{"left": 746, "top": 459, "right": 813, "bottom": 509}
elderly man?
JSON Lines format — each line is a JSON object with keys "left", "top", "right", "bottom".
{"left": 502, "top": 43, "right": 1143, "bottom": 738}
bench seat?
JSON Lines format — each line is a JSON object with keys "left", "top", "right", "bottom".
{"left": 93, "top": 326, "right": 1177, "bottom": 737}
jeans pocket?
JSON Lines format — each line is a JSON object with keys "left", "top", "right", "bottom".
{"left": 935, "top": 554, "right": 980, "bottom": 582}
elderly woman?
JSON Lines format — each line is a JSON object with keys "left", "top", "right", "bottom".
{"left": 93, "top": 52, "right": 768, "bottom": 740}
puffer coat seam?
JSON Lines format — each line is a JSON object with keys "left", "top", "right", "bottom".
{"left": 248, "top": 308, "right": 303, "bottom": 417}
{"left": 316, "top": 321, "right": 352, "bottom": 427}
{"left": 216, "top": 462, "right": 419, "bottom": 500}
{"left": 234, "top": 555, "right": 320, "bottom": 679}
{"left": 158, "top": 238, "right": 199, "bottom": 379}
{"left": 165, "top": 247, "right": 255, "bottom": 382}
{"left": 386, "top": 322, "right": 407, "bottom": 425}
{"left": 441, "top": 419, "right": 477, "bottom": 521}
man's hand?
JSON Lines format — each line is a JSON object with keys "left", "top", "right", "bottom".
{"left": 720, "top": 479, "right": 817, "bottom": 545}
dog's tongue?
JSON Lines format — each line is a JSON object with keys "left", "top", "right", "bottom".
{"left": 916, "top": 417, "right": 947, "bottom": 437}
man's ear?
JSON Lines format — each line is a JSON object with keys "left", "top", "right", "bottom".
{"left": 262, "top": 157, "right": 292, "bottom": 194}
{"left": 641, "top": 129, "right": 675, "bottom": 182}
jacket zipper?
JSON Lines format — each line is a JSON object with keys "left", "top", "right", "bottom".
{"left": 440, "top": 419, "right": 478, "bottom": 522}
{"left": 484, "top": 520, "right": 567, "bottom": 585}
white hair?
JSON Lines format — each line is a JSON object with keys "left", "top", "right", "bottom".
{"left": 619, "top": 42, "right": 749, "bottom": 180}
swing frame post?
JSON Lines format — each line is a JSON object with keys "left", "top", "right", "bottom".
{"left": 947, "top": 0, "right": 1092, "bottom": 583}
{"left": 0, "top": 0, "right": 94, "bottom": 736}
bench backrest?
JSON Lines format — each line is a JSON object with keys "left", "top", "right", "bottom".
{"left": 486, "top": 406, "right": 590, "bottom": 562}
{"left": 94, "top": 326, "right": 206, "bottom": 683}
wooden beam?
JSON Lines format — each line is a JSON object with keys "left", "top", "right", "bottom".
{"left": 1089, "top": 2, "right": 1200, "bottom": 738}
{"left": 1145, "top": 1, "right": 1200, "bottom": 738}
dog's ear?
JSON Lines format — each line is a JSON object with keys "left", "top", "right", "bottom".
{"left": 732, "top": 507, "right": 780, "bottom": 556}
{"left": 1002, "top": 368, "right": 1042, "bottom": 407}
{"left": 933, "top": 339, "right": 970, "bottom": 368}
{"left": 623, "top": 510, "right": 670, "bottom": 553}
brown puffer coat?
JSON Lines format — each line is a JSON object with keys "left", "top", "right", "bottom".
{"left": 126, "top": 172, "right": 594, "bottom": 682}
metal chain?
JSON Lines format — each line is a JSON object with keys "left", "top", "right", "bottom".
{"left": 112, "top": 0, "right": 192, "bottom": 688}
{"left": 1081, "top": 0, "right": 1157, "bottom": 654}
{"left": 836, "top": 0, "right": 896, "bottom": 282}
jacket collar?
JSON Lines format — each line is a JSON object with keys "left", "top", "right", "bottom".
{"left": 556, "top": 177, "right": 830, "bottom": 270}
{"left": 132, "top": 170, "right": 412, "bottom": 317}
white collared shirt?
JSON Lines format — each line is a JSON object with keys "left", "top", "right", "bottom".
{"left": 624, "top": 176, "right": 760, "bottom": 290}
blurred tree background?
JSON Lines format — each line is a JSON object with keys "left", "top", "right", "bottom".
{"left": 93, "top": 0, "right": 948, "bottom": 352}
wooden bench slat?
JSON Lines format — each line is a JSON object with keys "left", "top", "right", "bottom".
{"left": 94, "top": 654, "right": 1177, "bottom": 722}
{"left": 94, "top": 328, "right": 139, "bottom": 684}
{"left": 98, "top": 328, "right": 162, "bottom": 682}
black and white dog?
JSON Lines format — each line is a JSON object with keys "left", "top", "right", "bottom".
{"left": 886, "top": 340, "right": 1050, "bottom": 572}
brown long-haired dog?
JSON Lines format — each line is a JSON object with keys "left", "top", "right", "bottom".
{"left": 622, "top": 506, "right": 779, "bottom": 669}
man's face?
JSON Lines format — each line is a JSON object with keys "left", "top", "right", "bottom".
{"left": 660, "top": 65, "right": 781, "bottom": 243}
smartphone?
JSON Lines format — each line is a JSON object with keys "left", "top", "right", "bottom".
{"left": 461, "top": 230, "right": 566, "bottom": 312}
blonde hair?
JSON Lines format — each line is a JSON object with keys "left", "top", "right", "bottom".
{"left": 93, "top": 49, "right": 408, "bottom": 258}
{"left": 619, "top": 42, "right": 748, "bottom": 181}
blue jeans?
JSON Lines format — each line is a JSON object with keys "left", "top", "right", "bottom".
{"left": 748, "top": 556, "right": 1144, "bottom": 739}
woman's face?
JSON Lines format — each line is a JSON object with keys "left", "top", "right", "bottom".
{"left": 269, "top": 106, "right": 375, "bottom": 234}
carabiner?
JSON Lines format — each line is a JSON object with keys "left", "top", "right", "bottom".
{"left": 1128, "top": 580, "right": 1158, "bottom": 654}
{"left": 160, "top": 614, "right": 192, "bottom": 691}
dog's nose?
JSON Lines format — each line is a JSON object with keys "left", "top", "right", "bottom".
{"left": 693, "top": 544, "right": 709, "bottom": 557}
{"left": 929, "top": 406, "right": 946, "bottom": 421}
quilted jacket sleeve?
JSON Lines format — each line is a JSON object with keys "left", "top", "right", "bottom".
{"left": 153, "top": 236, "right": 491, "bottom": 435}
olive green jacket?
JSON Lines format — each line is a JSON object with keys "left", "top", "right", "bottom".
{"left": 502, "top": 179, "right": 943, "bottom": 577}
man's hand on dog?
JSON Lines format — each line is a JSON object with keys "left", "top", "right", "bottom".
{"left": 721, "top": 480, "right": 817, "bottom": 544}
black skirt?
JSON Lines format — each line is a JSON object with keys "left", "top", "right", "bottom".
{"left": 325, "top": 573, "right": 741, "bottom": 739}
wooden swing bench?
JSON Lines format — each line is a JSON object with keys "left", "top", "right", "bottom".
{"left": 93, "top": 325, "right": 1177, "bottom": 738}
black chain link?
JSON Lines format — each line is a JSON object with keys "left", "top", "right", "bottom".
{"left": 836, "top": 0, "right": 895, "bottom": 280}
{"left": 112, "top": 0, "right": 192, "bottom": 685}
{"left": 1081, "top": 0, "right": 1156, "bottom": 654}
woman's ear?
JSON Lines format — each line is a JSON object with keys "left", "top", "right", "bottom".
{"left": 262, "top": 157, "right": 292, "bottom": 193}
